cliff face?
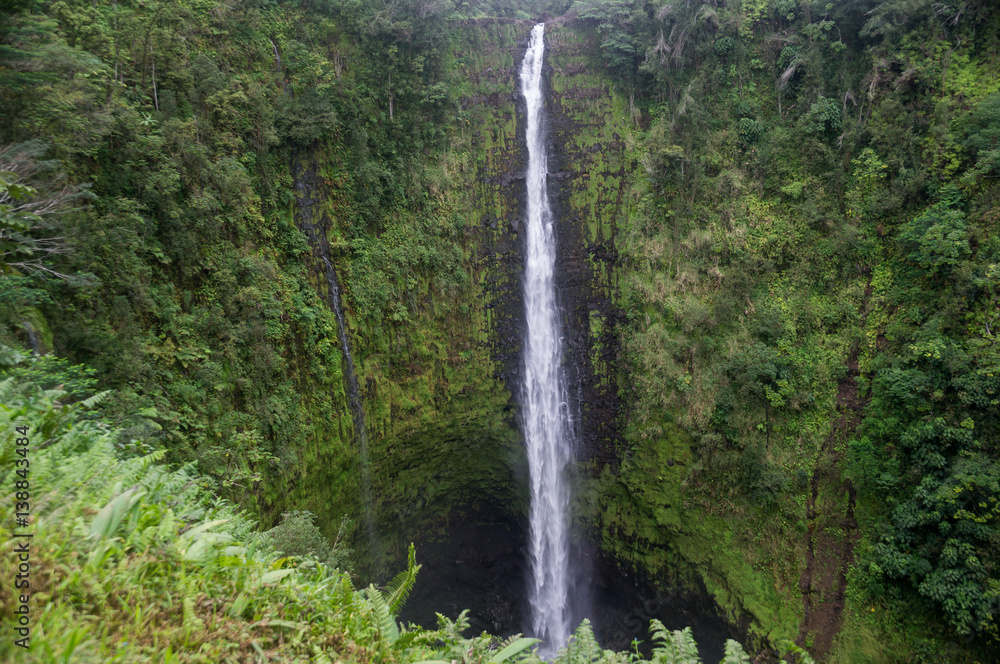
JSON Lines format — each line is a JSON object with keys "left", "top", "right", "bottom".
{"left": 288, "top": 21, "right": 535, "bottom": 575}
{"left": 289, "top": 16, "right": 831, "bottom": 656}
{"left": 289, "top": 18, "right": 749, "bottom": 641}
{"left": 323, "top": 21, "right": 636, "bottom": 563}
{"left": 288, "top": 20, "right": 633, "bottom": 560}
{"left": 545, "top": 24, "right": 629, "bottom": 467}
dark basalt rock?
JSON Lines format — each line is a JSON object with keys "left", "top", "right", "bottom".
{"left": 544, "top": 37, "right": 624, "bottom": 470}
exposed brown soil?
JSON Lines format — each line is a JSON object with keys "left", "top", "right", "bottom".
{"left": 795, "top": 356, "right": 865, "bottom": 659}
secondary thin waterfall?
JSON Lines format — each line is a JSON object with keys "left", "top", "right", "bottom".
{"left": 521, "top": 23, "right": 573, "bottom": 657}
{"left": 320, "top": 256, "right": 379, "bottom": 573}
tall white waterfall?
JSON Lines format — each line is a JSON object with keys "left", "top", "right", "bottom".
{"left": 521, "top": 23, "right": 573, "bottom": 657}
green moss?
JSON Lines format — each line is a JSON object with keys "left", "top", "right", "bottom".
{"left": 279, "top": 21, "right": 533, "bottom": 575}
{"left": 595, "top": 426, "right": 804, "bottom": 646}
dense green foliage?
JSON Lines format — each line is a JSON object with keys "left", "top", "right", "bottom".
{"left": 2, "top": 0, "right": 371, "bottom": 522}
{"left": 0, "top": 375, "right": 763, "bottom": 662}
{"left": 0, "top": 0, "right": 538, "bottom": 559}
{"left": 572, "top": 0, "right": 1000, "bottom": 659}
{"left": 3, "top": 0, "right": 1000, "bottom": 661}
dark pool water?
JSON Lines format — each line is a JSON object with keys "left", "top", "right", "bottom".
{"left": 396, "top": 516, "right": 739, "bottom": 663}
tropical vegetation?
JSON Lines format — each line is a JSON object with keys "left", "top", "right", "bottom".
{"left": 1, "top": 0, "right": 998, "bottom": 661}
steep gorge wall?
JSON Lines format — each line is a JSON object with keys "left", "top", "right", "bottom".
{"left": 545, "top": 24, "right": 630, "bottom": 467}
{"left": 292, "top": 16, "right": 803, "bottom": 654}
{"left": 291, "top": 20, "right": 636, "bottom": 582}
{"left": 544, "top": 23, "right": 773, "bottom": 652}
{"left": 291, "top": 21, "right": 534, "bottom": 574}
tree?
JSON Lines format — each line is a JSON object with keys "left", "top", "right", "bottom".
{"left": 0, "top": 171, "right": 39, "bottom": 274}
{"left": 0, "top": 143, "right": 87, "bottom": 279}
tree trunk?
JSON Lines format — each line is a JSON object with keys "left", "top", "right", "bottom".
{"left": 150, "top": 43, "right": 159, "bottom": 112}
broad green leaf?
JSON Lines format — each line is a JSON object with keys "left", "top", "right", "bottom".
{"left": 229, "top": 593, "right": 250, "bottom": 618}
{"left": 260, "top": 568, "right": 294, "bottom": 584}
{"left": 183, "top": 532, "right": 236, "bottom": 562}
{"left": 178, "top": 519, "right": 229, "bottom": 543}
{"left": 90, "top": 488, "right": 145, "bottom": 540}
{"left": 489, "top": 637, "right": 541, "bottom": 663}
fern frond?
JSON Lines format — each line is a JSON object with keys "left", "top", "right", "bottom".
{"left": 182, "top": 581, "right": 205, "bottom": 634}
{"left": 554, "top": 620, "right": 605, "bottom": 664}
{"left": 0, "top": 377, "right": 18, "bottom": 405}
{"left": 433, "top": 608, "right": 471, "bottom": 641}
{"left": 392, "top": 629, "right": 422, "bottom": 651}
{"left": 383, "top": 542, "right": 420, "bottom": 614}
{"left": 721, "top": 640, "right": 750, "bottom": 664}
{"left": 496, "top": 633, "right": 521, "bottom": 649}
{"left": 367, "top": 583, "right": 400, "bottom": 644}
{"left": 453, "top": 608, "right": 471, "bottom": 635}
{"left": 776, "top": 640, "right": 816, "bottom": 664}
{"left": 648, "top": 623, "right": 700, "bottom": 664}
{"left": 649, "top": 618, "right": 670, "bottom": 647}
{"left": 311, "top": 645, "right": 334, "bottom": 664}
{"left": 80, "top": 389, "right": 111, "bottom": 409}
{"left": 157, "top": 507, "right": 178, "bottom": 541}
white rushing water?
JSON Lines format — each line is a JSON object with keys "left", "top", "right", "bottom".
{"left": 521, "top": 23, "right": 573, "bottom": 657}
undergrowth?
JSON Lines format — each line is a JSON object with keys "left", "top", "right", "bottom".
{"left": 0, "top": 375, "right": 792, "bottom": 663}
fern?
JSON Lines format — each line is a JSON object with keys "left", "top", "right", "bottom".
{"left": 384, "top": 541, "right": 421, "bottom": 614}
{"left": 720, "top": 640, "right": 751, "bottom": 664}
{"left": 392, "top": 628, "right": 423, "bottom": 652}
{"left": 776, "top": 640, "right": 817, "bottom": 664}
{"left": 648, "top": 622, "right": 700, "bottom": 664}
{"left": 310, "top": 645, "right": 334, "bottom": 664}
{"left": 492, "top": 632, "right": 526, "bottom": 654}
{"left": 436, "top": 608, "right": 472, "bottom": 638}
{"left": 182, "top": 580, "right": 205, "bottom": 635}
{"left": 157, "top": 507, "right": 178, "bottom": 541}
{"left": 0, "top": 377, "right": 18, "bottom": 411}
{"left": 366, "top": 583, "right": 400, "bottom": 644}
{"left": 553, "top": 620, "right": 608, "bottom": 664}
{"left": 0, "top": 374, "right": 799, "bottom": 664}
{"left": 79, "top": 389, "right": 111, "bottom": 409}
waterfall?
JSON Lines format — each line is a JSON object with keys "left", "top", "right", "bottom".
{"left": 22, "top": 321, "right": 41, "bottom": 354}
{"left": 521, "top": 23, "right": 573, "bottom": 658}
{"left": 319, "top": 256, "right": 379, "bottom": 572}
{"left": 291, "top": 155, "right": 381, "bottom": 577}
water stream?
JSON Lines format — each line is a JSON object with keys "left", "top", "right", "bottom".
{"left": 320, "top": 255, "right": 379, "bottom": 573}
{"left": 355, "top": 27, "right": 737, "bottom": 661}
{"left": 291, "top": 154, "right": 380, "bottom": 573}
{"left": 520, "top": 23, "right": 574, "bottom": 658}
{"left": 22, "top": 320, "right": 41, "bottom": 354}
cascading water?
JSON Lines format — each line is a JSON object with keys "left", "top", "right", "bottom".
{"left": 291, "top": 157, "right": 381, "bottom": 577}
{"left": 320, "top": 256, "right": 379, "bottom": 572}
{"left": 520, "top": 23, "right": 573, "bottom": 658}
{"left": 21, "top": 321, "right": 41, "bottom": 354}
